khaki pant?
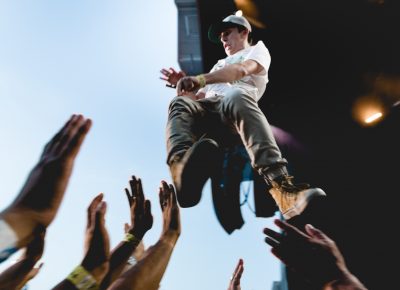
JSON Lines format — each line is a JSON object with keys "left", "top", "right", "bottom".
{"left": 166, "top": 88, "right": 287, "bottom": 180}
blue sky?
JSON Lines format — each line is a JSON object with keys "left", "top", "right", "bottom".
{"left": 0, "top": 1, "right": 280, "bottom": 289}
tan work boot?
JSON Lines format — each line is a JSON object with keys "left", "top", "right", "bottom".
{"left": 268, "top": 175, "right": 326, "bottom": 220}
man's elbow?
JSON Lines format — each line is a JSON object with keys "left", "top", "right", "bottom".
{"left": 236, "top": 64, "right": 249, "bottom": 78}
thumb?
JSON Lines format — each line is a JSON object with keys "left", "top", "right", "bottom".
{"left": 95, "top": 201, "right": 107, "bottom": 229}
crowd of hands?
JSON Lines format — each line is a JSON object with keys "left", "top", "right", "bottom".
{"left": 0, "top": 113, "right": 367, "bottom": 290}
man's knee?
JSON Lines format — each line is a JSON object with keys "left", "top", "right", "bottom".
{"left": 169, "top": 96, "right": 197, "bottom": 112}
{"left": 221, "top": 89, "right": 255, "bottom": 115}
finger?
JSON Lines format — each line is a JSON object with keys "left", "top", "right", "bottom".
{"left": 95, "top": 201, "right": 107, "bottom": 228}
{"left": 158, "top": 186, "right": 164, "bottom": 210}
{"left": 87, "top": 193, "right": 104, "bottom": 227}
{"left": 125, "top": 188, "right": 132, "bottom": 207}
{"left": 169, "top": 184, "right": 178, "bottom": 206}
{"left": 135, "top": 178, "right": 145, "bottom": 215}
{"left": 144, "top": 200, "right": 152, "bottom": 217}
{"left": 271, "top": 247, "right": 289, "bottom": 265}
{"left": 264, "top": 236, "right": 280, "bottom": 247}
{"left": 52, "top": 115, "right": 83, "bottom": 155}
{"left": 169, "top": 67, "right": 177, "bottom": 74}
{"left": 263, "top": 227, "right": 283, "bottom": 242}
{"left": 232, "top": 259, "right": 242, "bottom": 276}
{"left": 43, "top": 115, "right": 76, "bottom": 154}
{"left": 234, "top": 261, "right": 244, "bottom": 282}
{"left": 161, "top": 181, "right": 171, "bottom": 206}
{"left": 124, "top": 223, "right": 130, "bottom": 233}
{"left": 274, "top": 219, "right": 308, "bottom": 238}
{"left": 129, "top": 176, "right": 139, "bottom": 204}
{"left": 144, "top": 200, "right": 153, "bottom": 229}
{"left": 61, "top": 118, "right": 92, "bottom": 159}
{"left": 305, "top": 224, "right": 329, "bottom": 241}
{"left": 160, "top": 76, "right": 169, "bottom": 81}
{"left": 160, "top": 68, "right": 169, "bottom": 75}
{"left": 180, "top": 70, "right": 186, "bottom": 76}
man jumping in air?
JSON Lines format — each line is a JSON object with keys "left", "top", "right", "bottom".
{"left": 161, "top": 14, "right": 326, "bottom": 220}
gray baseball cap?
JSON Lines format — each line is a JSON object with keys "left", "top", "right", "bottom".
{"left": 208, "top": 15, "right": 252, "bottom": 44}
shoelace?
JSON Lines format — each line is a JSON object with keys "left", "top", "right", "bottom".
{"left": 279, "top": 176, "right": 310, "bottom": 193}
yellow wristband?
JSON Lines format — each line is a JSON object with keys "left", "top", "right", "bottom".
{"left": 196, "top": 74, "right": 206, "bottom": 88}
{"left": 67, "top": 265, "right": 98, "bottom": 290}
{"left": 124, "top": 233, "right": 141, "bottom": 247}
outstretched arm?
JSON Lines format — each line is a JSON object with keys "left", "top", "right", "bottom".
{"left": 108, "top": 181, "right": 181, "bottom": 290}
{"left": 52, "top": 194, "right": 110, "bottom": 290}
{"left": 100, "top": 176, "right": 153, "bottom": 289}
{"left": 0, "top": 115, "right": 91, "bottom": 249}
{"left": 176, "top": 60, "right": 263, "bottom": 96}
{"left": 263, "top": 219, "right": 367, "bottom": 290}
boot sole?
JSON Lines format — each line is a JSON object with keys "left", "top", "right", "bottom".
{"left": 177, "top": 139, "right": 220, "bottom": 208}
{"left": 283, "top": 188, "right": 326, "bottom": 220}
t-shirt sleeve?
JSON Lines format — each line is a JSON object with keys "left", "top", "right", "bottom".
{"left": 244, "top": 41, "right": 271, "bottom": 75}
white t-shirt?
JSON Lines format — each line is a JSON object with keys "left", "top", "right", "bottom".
{"left": 198, "top": 41, "right": 271, "bottom": 101}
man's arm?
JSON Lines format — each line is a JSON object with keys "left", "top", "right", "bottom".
{"left": 108, "top": 181, "right": 181, "bottom": 290}
{"left": 0, "top": 115, "right": 91, "bottom": 250}
{"left": 263, "top": 219, "right": 367, "bottom": 290}
{"left": 177, "top": 60, "right": 263, "bottom": 96}
{"left": 99, "top": 176, "right": 153, "bottom": 289}
{"left": 52, "top": 194, "right": 110, "bottom": 290}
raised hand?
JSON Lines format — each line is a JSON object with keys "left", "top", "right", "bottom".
{"left": 263, "top": 219, "right": 365, "bottom": 288}
{"left": 81, "top": 193, "right": 110, "bottom": 283}
{"left": 228, "top": 259, "right": 244, "bottom": 290}
{"left": 160, "top": 67, "right": 186, "bottom": 88}
{"left": 159, "top": 181, "right": 181, "bottom": 238}
{"left": 1, "top": 114, "right": 91, "bottom": 248}
{"left": 124, "top": 176, "right": 153, "bottom": 240}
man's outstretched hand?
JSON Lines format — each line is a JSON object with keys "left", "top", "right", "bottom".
{"left": 160, "top": 67, "right": 186, "bottom": 89}
{"left": 2, "top": 114, "right": 91, "bottom": 248}
{"left": 81, "top": 193, "right": 110, "bottom": 283}
{"left": 159, "top": 181, "right": 181, "bottom": 240}
{"left": 124, "top": 176, "right": 153, "bottom": 240}
{"left": 227, "top": 259, "right": 244, "bottom": 290}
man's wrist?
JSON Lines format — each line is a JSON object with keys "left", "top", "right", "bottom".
{"left": 195, "top": 74, "right": 207, "bottom": 88}
{"left": 67, "top": 265, "right": 99, "bottom": 290}
{"left": 124, "top": 232, "right": 142, "bottom": 247}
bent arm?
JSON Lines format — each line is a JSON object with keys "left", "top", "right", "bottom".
{"left": 203, "top": 59, "right": 264, "bottom": 84}
{"left": 107, "top": 233, "right": 178, "bottom": 290}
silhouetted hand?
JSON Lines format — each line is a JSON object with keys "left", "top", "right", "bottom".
{"left": 124, "top": 176, "right": 153, "bottom": 240}
{"left": 2, "top": 114, "right": 91, "bottom": 248}
{"left": 160, "top": 67, "right": 186, "bottom": 88}
{"left": 264, "top": 219, "right": 361, "bottom": 288}
{"left": 227, "top": 259, "right": 244, "bottom": 290}
{"left": 159, "top": 181, "right": 181, "bottom": 239}
{"left": 81, "top": 194, "right": 110, "bottom": 283}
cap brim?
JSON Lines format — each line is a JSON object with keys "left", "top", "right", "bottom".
{"left": 208, "top": 22, "right": 236, "bottom": 44}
